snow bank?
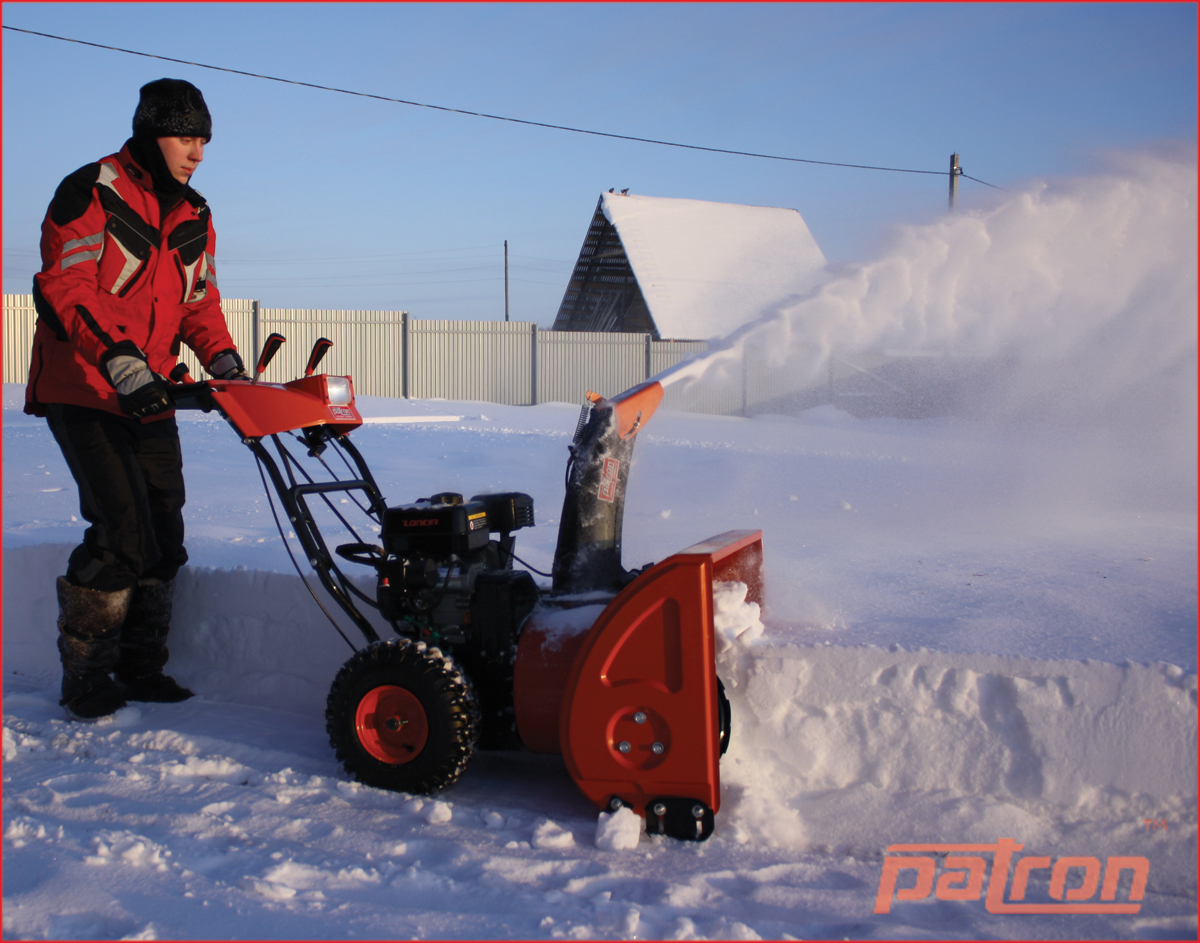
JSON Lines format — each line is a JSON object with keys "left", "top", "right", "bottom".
{"left": 9, "top": 544, "right": 1193, "bottom": 859}
{"left": 723, "top": 596, "right": 1194, "bottom": 854}
{"left": 4, "top": 544, "right": 354, "bottom": 718}
{"left": 709, "top": 583, "right": 1196, "bottom": 858}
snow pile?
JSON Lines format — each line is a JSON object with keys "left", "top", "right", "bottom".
{"left": 711, "top": 582, "right": 1195, "bottom": 855}
{"left": 595, "top": 806, "right": 643, "bottom": 851}
{"left": 4, "top": 545, "right": 1194, "bottom": 938}
{"left": 5, "top": 409, "right": 1197, "bottom": 939}
{"left": 8, "top": 544, "right": 1193, "bottom": 877}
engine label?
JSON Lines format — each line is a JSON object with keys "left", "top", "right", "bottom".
{"left": 598, "top": 457, "right": 620, "bottom": 503}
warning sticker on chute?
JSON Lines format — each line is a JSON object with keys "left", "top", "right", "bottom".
{"left": 598, "top": 457, "right": 620, "bottom": 502}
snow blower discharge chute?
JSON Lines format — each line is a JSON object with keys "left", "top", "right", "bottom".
{"left": 168, "top": 334, "right": 762, "bottom": 841}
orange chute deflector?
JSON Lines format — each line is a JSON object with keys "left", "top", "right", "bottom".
{"left": 513, "top": 529, "right": 764, "bottom": 818}
{"left": 588, "top": 380, "right": 664, "bottom": 440}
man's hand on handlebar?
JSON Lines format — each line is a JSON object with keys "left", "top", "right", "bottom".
{"left": 100, "top": 341, "right": 173, "bottom": 419}
{"left": 209, "top": 349, "right": 250, "bottom": 380}
{"left": 164, "top": 378, "right": 217, "bottom": 413}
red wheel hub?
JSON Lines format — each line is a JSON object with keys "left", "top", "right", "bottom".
{"left": 355, "top": 685, "right": 429, "bottom": 764}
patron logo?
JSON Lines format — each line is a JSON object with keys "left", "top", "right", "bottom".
{"left": 597, "top": 457, "right": 620, "bottom": 503}
{"left": 874, "top": 839, "right": 1148, "bottom": 915}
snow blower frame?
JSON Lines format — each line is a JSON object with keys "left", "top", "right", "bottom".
{"left": 169, "top": 334, "right": 762, "bottom": 841}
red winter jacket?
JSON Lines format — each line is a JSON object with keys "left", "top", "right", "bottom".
{"left": 24, "top": 140, "right": 237, "bottom": 419}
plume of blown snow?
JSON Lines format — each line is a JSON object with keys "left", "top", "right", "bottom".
{"left": 657, "top": 146, "right": 1197, "bottom": 507}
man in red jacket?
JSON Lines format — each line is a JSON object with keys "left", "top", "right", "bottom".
{"left": 25, "top": 78, "right": 249, "bottom": 719}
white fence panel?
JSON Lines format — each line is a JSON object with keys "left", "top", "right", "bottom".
{"left": 408, "top": 319, "right": 533, "bottom": 405}
{"left": 3, "top": 296, "right": 842, "bottom": 416}
{"left": 648, "top": 340, "right": 746, "bottom": 415}
{"left": 173, "top": 298, "right": 257, "bottom": 382}
{"left": 3, "top": 294, "right": 38, "bottom": 385}
{"left": 536, "top": 331, "right": 646, "bottom": 405}
{"left": 4, "top": 295, "right": 259, "bottom": 386}
{"left": 260, "top": 308, "right": 405, "bottom": 399}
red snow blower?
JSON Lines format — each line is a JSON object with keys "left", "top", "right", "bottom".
{"left": 169, "top": 334, "right": 762, "bottom": 841}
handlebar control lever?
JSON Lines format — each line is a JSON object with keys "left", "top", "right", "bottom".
{"left": 305, "top": 338, "right": 334, "bottom": 377}
{"left": 253, "top": 333, "right": 287, "bottom": 384}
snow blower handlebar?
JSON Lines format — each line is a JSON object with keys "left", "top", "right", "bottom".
{"left": 166, "top": 359, "right": 388, "bottom": 648}
{"left": 168, "top": 374, "right": 363, "bottom": 440}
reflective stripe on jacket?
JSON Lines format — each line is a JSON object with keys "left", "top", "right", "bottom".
{"left": 25, "top": 140, "right": 236, "bottom": 418}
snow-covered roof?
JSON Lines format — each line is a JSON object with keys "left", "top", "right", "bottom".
{"left": 599, "top": 191, "right": 827, "bottom": 340}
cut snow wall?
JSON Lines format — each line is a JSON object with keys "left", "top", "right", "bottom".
{"left": 711, "top": 582, "right": 1197, "bottom": 860}
{"left": 5, "top": 547, "right": 1195, "bottom": 840}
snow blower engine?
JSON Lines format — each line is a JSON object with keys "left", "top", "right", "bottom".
{"left": 368, "top": 490, "right": 538, "bottom": 654}
{"left": 169, "top": 333, "right": 763, "bottom": 842}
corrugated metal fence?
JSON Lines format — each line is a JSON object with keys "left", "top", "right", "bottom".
{"left": 3, "top": 294, "right": 38, "bottom": 387}
{"left": 408, "top": 319, "right": 533, "bottom": 404}
{"left": 3, "top": 295, "right": 824, "bottom": 415}
{"left": 261, "top": 307, "right": 407, "bottom": 400}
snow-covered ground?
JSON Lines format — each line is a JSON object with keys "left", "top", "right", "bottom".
{"left": 4, "top": 152, "right": 1196, "bottom": 939}
{"left": 4, "top": 383, "right": 1196, "bottom": 940}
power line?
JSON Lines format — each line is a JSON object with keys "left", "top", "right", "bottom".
{"left": 223, "top": 261, "right": 502, "bottom": 275}
{"left": 4, "top": 24, "right": 1002, "bottom": 187}
{"left": 230, "top": 276, "right": 506, "bottom": 288}
{"left": 961, "top": 173, "right": 1004, "bottom": 191}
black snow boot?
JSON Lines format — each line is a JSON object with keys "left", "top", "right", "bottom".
{"left": 57, "top": 577, "right": 133, "bottom": 719}
{"left": 115, "top": 577, "right": 194, "bottom": 703}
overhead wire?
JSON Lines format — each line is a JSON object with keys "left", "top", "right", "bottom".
{"left": 961, "top": 172, "right": 1004, "bottom": 191}
{"left": 225, "top": 245, "right": 505, "bottom": 265}
{"left": 4, "top": 24, "right": 1003, "bottom": 189}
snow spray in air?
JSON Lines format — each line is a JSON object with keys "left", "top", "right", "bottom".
{"left": 654, "top": 147, "right": 1197, "bottom": 502}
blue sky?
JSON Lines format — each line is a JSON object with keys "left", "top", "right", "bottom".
{"left": 3, "top": 3, "right": 1195, "bottom": 325}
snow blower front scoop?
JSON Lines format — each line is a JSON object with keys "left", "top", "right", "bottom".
{"left": 169, "top": 335, "right": 761, "bottom": 842}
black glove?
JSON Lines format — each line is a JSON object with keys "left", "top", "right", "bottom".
{"left": 100, "top": 341, "right": 172, "bottom": 419}
{"left": 208, "top": 348, "right": 249, "bottom": 380}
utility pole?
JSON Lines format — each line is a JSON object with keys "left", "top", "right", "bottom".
{"left": 504, "top": 240, "right": 510, "bottom": 322}
{"left": 948, "top": 153, "right": 961, "bottom": 211}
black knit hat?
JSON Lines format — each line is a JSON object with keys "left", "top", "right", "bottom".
{"left": 132, "top": 78, "right": 212, "bottom": 141}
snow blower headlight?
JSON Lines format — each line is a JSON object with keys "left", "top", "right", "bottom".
{"left": 325, "top": 376, "right": 353, "bottom": 405}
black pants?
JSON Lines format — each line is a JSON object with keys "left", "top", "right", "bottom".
{"left": 46, "top": 404, "right": 188, "bottom": 591}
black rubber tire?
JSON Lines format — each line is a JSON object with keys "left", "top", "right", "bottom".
{"left": 717, "top": 677, "right": 732, "bottom": 757}
{"left": 326, "top": 638, "right": 480, "bottom": 794}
